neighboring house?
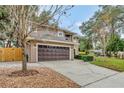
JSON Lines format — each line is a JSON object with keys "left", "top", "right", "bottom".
{"left": 27, "top": 25, "right": 79, "bottom": 62}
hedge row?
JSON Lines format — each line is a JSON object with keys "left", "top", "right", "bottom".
{"left": 75, "top": 55, "right": 94, "bottom": 62}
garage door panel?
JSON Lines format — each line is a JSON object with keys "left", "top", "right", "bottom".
{"left": 38, "top": 45, "right": 69, "bottom": 61}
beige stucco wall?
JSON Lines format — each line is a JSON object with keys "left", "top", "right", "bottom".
{"left": 74, "top": 44, "right": 79, "bottom": 56}
{"left": 72, "top": 36, "right": 79, "bottom": 56}
{"left": 70, "top": 46, "right": 74, "bottom": 60}
{"left": 30, "top": 27, "right": 74, "bottom": 42}
{"left": 30, "top": 28, "right": 65, "bottom": 40}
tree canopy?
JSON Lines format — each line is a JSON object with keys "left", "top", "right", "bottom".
{"left": 79, "top": 5, "right": 124, "bottom": 55}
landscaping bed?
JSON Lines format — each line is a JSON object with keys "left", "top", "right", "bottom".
{"left": 0, "top": 67, "right": 80, "bottom": 88}
{"left": 91, "top": 57, "right": 124, "bottom": 72}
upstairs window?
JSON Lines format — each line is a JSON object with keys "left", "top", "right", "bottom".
{"left": 58, "top": 32, "right": 64, "bottom": 37}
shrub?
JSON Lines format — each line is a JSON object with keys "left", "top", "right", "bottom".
{"left": 81, "top": 55, "right": 94, "bottom": 62}
{"left": 75, "top": 55, "right": 94, "bottom": 62}
{"left": 74, "top": 55, "right": 82, "bottom": 59}
{"left": 94, "top": 52, "right": 101, "bottom": 56}
{"left": 79, "top": 50, "right": 89, "bottom": 55}
{"left": 79, "top": 51, "right": 86, "bottom": 55}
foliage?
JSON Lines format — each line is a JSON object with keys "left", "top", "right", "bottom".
{"left": 75, "top": 55, "right": 94, "bottom": 62}
{"left": 74, "top": 55, "right": 82, "bottom": 59}
{"left": 79, "top": 6, "right": 124, "bottom": 53}
{"left": 33, "top": 11, "right": 52, "bottom": 25}
{"left": 0, "top": 41, "right": 3, "bottom": 47}
{"left": 91, "top": 57, "right": 124, "bottom": 72}
{"left": 79, "top": 36, "right": 93, "bottom": 51}
{"left": 0, "top": 6, "right": 10, "bottom": 47}
{"left": 33, "top": 10, "right": 59, "bottom": 27}
{"left": 106, "top": 34, "right": 124, "bottom": 53}
{"left": 79, "top": 51, "right": 86, "bottom": 55}
{"left": 0, "top": 6, "right": 10, "bottom": 31}
{"left": 81, "top": 55, "right": 94, "bottom": 62}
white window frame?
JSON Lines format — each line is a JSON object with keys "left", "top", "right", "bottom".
{"left": 58, "top": 32, "right": 64, "bottom": 37}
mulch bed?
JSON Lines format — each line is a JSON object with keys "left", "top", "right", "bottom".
{"left": 9, "top": 70, "right": 40, "bottom": 77}
{"left": 0, "top": 67, "right": 80, "bottom": 88}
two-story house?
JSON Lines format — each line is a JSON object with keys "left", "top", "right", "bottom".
{"left": 27, "top": 25, "right": 79, "bottom": 62}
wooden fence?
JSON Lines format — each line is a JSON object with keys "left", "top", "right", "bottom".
{"left": 0, "top": 48, "right": 23, "bottom": 62}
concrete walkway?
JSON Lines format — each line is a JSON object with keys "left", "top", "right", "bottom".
{"left": 39, "top": 60, "right": 119, "bottom": 87}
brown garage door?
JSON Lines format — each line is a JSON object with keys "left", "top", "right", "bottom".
{"left": 38, "top": 45, "right": 70, "bottom": 61}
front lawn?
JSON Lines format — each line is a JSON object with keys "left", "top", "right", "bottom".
{"left": 0, "top": 67, "right": 80, "bottom": 88}
{"left": 91, "top": 57, "right": 124, "bottom": 72}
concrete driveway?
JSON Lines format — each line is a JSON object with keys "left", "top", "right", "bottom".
{"left": 0, "top": 60, "right": 123, "bottom": 88}
{"left": 39, "top": 60, "right": 120, "bottom": 87}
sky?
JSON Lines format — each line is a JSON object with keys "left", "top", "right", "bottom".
{"left": 59, "top": 5, "right": 100, "bottom": 35}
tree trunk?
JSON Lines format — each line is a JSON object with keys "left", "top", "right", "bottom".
{"left": 6, "top": 40, "right": 11, "bottom": 48}
{"left": 22, "top": 42, "right": 27, "bottom": 71}
{"left": 102, "top": 35, "right": 106, "bottom": 56}
{"left": 111, "top": 23, "right": 115, "bottom": 39}
{"left": 103, "top": 49, "right": 106, "bottom": 56}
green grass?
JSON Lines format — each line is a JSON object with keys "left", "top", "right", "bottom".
{"left": 91, "top": 57, "right": 124, "bottom": 72}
